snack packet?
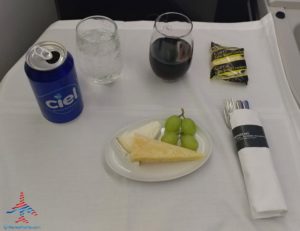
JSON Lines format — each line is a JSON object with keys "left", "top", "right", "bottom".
{"left": 210, "top": 42, "right": 248, "bottom": 84}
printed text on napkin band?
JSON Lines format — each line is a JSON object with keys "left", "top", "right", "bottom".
{"left": 232, "top": 125, "right": 269, "bottom": 151}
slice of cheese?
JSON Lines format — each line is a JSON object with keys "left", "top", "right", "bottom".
{"left": 130, "top": 134, "right": 204, "bottom": 163}
{"left": 117, "top": 121, "right": 161, "bottom": 153}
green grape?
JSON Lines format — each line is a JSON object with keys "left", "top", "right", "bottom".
{"left": 161, "top": 132, "right": 178, "bottom": 145}
{"left": 181, "top": 118, "right": 197, "bottom": 135}
{"left": 165, "top": 115, "right": 181, "bottom": 132}
{"left": 181, "top": 135, "right": 199, "bottom": 151}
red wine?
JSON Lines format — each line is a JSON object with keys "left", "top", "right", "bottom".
{"left": 150, "top": 37, "right": 193, "bottom": 80}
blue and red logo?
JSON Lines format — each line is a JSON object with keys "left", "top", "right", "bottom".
{"left": 6, "top": 192, "right": 38, "bottom": 224}
{"left": 4, "top": 192, "right": 40, "bottom": 230}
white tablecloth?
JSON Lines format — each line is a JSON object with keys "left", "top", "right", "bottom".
{"left": 1, "top": 13, "right": 300, "bottom": 231}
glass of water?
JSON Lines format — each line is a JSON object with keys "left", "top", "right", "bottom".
{"left": 76, "top": 16, "right": 123, "bottom": 85}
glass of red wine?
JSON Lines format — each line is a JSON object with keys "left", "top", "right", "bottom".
{"left": 149, "top": 12, "right": 193, "bottom": 81}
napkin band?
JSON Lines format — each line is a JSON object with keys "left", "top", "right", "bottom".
{"left": 232, "top": 125, "right": 269, "bottom": 151}
{"left": 230, "top": 109, "right": 269, "bottom": 151}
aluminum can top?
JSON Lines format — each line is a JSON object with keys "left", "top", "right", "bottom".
{"left": 25, "top": 41, "right": 67, "bottom": 71}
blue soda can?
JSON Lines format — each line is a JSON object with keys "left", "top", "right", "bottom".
{"left": 24, "top": 41, "right": 84, "bottom": 123}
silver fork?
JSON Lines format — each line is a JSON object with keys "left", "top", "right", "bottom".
{"left": 224, "top": 98, "right": 236, "bottom": 128}
{"left": 224, "top": 99, "right": 250, "bottom": 128}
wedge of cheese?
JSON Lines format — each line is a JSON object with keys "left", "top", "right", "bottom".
{"left": 130, "top": 134, "right": 204, "bottom": 163}
{"left": 117, "top": 121, "right": 161, "bottom": 153}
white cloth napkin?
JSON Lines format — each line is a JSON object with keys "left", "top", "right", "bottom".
{"left": 230, "top": 109, "right": 287, "bottom": 219}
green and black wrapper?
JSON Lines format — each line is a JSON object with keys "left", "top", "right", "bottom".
{"left": 210, "top": 42, "right": 248, "bottom": 85}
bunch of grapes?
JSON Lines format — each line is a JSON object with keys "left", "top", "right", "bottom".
{"left": 161, "top": 109, "right": 199, "bottom": 151}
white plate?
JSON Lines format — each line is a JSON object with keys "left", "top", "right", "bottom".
{"left": 105, "top": 118, "right": 213, "bottom": 182}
